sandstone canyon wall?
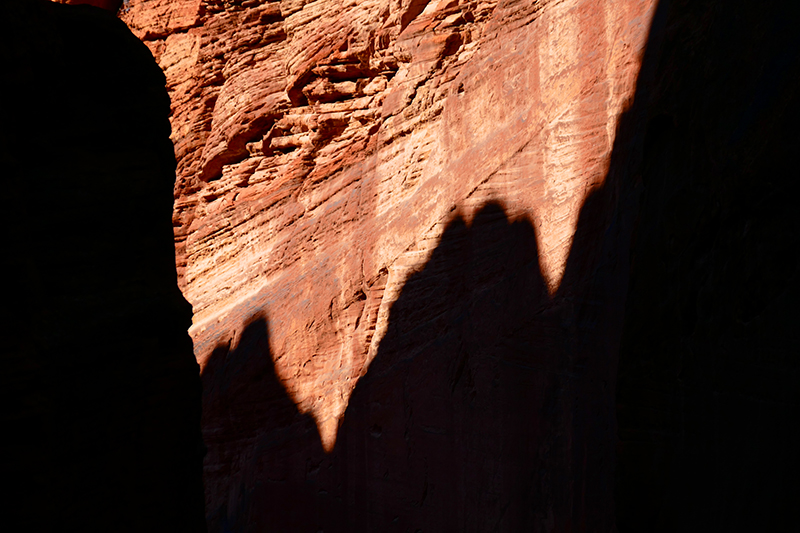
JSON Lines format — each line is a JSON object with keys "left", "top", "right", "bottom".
{"left": 120, "top": 0, "right": 657, "bottom": 530}
{"left": 116, "top": 0, "right": 798, "bottom": 531}
{"left": 123, "top": 0, "right": 655, "bottom": 440}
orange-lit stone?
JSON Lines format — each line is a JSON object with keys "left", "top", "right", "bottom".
{"left": 123, "top": 0, "right": 657, "bottom": 528}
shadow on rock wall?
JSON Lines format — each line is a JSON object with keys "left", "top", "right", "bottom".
{"left": 203, "top": 196, "right": 627, "bottom": 532}
{"left": 201, "top": 316, "right": 329, "bottom": 533}
{"left": 336, "top": 204, "right": 555, "bottom": 532}
{"left": 201, "top": 0, "right": 800, "bottom": 531}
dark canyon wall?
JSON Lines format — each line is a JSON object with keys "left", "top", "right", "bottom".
{"left": 614, "top": 1, "right": 800, "bottom": 531}
{"left": 1, "top": 1, "right": 206, "bottom": 530}
{"left": 197, "top": 0, "right": 800, "bottom": 529}
{"left": 2, "top": 0, "right": 798, "bottom": 531}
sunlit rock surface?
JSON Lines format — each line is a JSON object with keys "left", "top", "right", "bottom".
{"left": 124, "top": 0, "right": 653, "bottom": 435}
{"left": 121, "top": 0, "right": 658, "bottom": 530}
{"left": 122, "top": 0, "right": 800, "bottom": 531}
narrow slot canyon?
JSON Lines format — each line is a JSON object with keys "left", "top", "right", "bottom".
{"left": 2, "top": 0, "right": 797, "bottom": 531}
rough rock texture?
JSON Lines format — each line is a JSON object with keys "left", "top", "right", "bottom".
{"left": 121, "top": 0, "right": 799, "bottom": 531}
{"left": 119, "top": 0, "right": 657, "bottom": 530}
{"left": 1, "top": 1, "right": 205, "bottom": 530}
{"left": 124, "top": 0, "right": 655, "bottom": 436}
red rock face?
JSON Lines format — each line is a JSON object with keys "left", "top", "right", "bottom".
{"left": 122, "top": 0, "right": 656, "bottom": 529}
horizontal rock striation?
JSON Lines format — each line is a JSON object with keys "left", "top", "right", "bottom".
{"left": 124, "top": 0, "right": 800, "bottom": 530}
{"left": 121, "top": 0, "right": 659, "bottom": 530}
{"left": 125, "top": 0, "right": 654, "bottom": 432}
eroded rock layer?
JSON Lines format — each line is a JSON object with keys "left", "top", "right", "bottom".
{"left": 125, "top": 0, "right": 654, "bottom": 436}
{"left": 122, "top": 0, "right": 656, "bottom": 530}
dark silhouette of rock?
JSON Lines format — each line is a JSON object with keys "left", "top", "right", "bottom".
{"left": 334, "top": 204, "right": 577, "bottom": 532}
{"left": 202, "top": 200, "right": 627, "bottom": 531}
{"left": 199, "top": 1, "right": 800, "bottom": 532}
{"left": 201, "top": 317, "right": 334, "bottom": 533}
{"left": 1, "top": 1, "right": 205, "bottom": 530}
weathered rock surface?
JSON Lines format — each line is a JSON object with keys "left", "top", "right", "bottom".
{"left": 3, "top": 0, "right": 794, "bottom": 530}
{"left": 124, "top": 0, "right": 654, "bottom": 436}
{"left": 1, "top": 1, "right": 205, "bottom": 530}
{"left": 121, "top": 0, "right": 657, "bottom": 530}
{"left": 118, "top": 0, "right": 800, "bottom": 530}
